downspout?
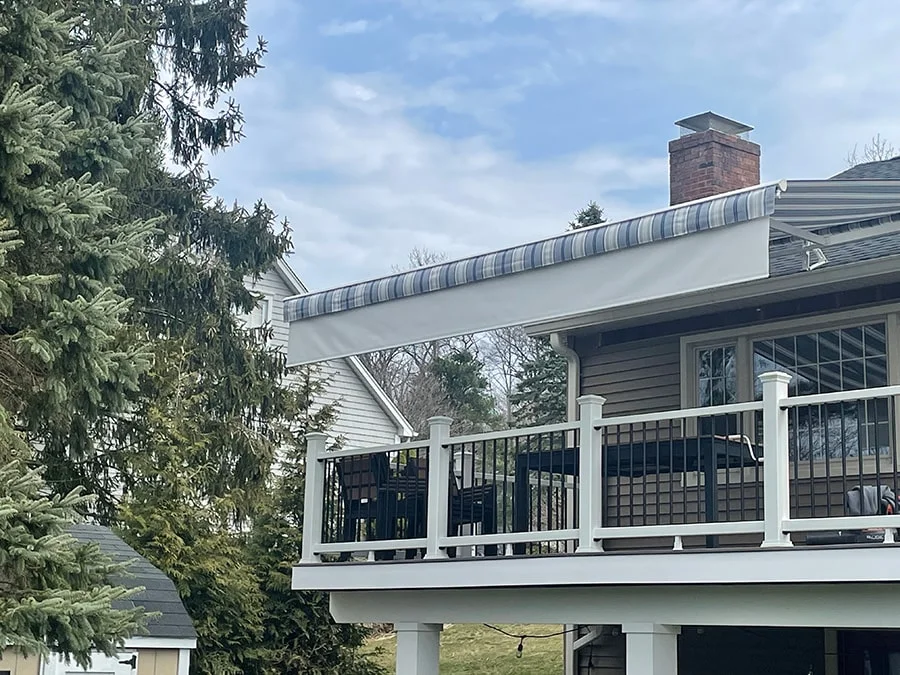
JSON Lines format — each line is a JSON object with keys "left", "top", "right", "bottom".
{"left": 549, "top": 331, "right": 580, "bottom": 675}
{"left": 549, "top": 332, "right": 580, "bottom": 422}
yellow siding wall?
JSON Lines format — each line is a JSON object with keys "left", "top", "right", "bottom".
{"left": 0, "top": 651, "right": 40, "bottom": 675}
{"left": 136, "top": 649, "right": 180, "bottom": 675}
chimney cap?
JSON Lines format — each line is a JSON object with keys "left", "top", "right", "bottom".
{"left": 675, "top": 112, "right": 753, "bottom": 137}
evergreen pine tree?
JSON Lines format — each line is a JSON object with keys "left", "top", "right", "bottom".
{"left": 0, "top": 459, "right": 145, "bottom": 667}
{"left": 430, "top": 349, "right": 501, "bottom": 432}
{"left": 510, "top": 339, "right": 568, "bottom": 427}
{"left": 2, "top": 3, "right": 383, "bottom": 672}
{"left": 568, "top": 201, "right": 606, "bottom": 230}
{"left": 0, "top": 4, "right": 152, "bottom": 661}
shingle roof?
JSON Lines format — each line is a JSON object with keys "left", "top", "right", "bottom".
{"left": 770, "top": 229, "right": 900, "bottom": 277}
{"left": 69, "top": 524, "right": 196, "bottom": 641}
{"left": 832, "top": 157, "right": 900, "bottom": 180}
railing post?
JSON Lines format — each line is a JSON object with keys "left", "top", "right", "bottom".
{"left": 576, "top": 395, "right": 606, "bottom": 553}
{"left": 425, "top": 416, "right": 452, "bottom": 559}
{"left": 760, "top": 371, "right": 794, "bottom": 548}
{"left": 301, "top": 432, "right": 328, "bottom": 563}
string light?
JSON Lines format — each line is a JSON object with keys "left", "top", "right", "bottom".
{"left": 482, "top": 624, "right": 582, "bottom": 659}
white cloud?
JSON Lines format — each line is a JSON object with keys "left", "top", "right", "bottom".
{"left": 214, "top": 0, "right": 900, "bottom": 293}
{"left": 319, "top": 18, "right": 383, "bottom": 36}
{"left": 407, "top": 32, "right": 547, "bottom": 61}
{"left": 208, "top": 71, "right": 665, "bottom": 290}
{"left": 514, "top": 0, "right": 637, "bottom": 18}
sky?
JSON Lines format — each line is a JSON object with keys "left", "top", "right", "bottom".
{"left": 206, "top": 0, "right": 900, "bottom": 292}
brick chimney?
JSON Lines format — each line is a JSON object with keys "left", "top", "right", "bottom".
{"left": 668, "top": 112, "right": 760, "bottom": 206}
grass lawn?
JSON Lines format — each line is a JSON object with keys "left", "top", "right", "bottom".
{"left": 363, "top": 623, "right": 564, "bottom": 674}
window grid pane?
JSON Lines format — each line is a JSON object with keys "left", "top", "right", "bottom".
{"left": 751, "top": 323, "right": 889, "bottom": 459}
{"left": 697, "top": 345, "right": 736, "bottom": 408}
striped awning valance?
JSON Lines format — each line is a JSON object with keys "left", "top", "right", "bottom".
{"left": 284, "top": 182, "right": 780, "bottom": 323}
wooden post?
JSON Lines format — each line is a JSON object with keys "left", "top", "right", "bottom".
{"left": 623, "top": 623, "right": 680, "bottom": 675}
{"left": 395, "top": 623, "right": 443, "bottom": 674}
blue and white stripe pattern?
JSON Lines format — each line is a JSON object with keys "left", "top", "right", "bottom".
{"left": 284, "top": 183, "right": 778, "bottom": 322}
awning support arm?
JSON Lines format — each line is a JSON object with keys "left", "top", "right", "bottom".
{"left": 771, "top": 218, "right": 900, "bottom": 247}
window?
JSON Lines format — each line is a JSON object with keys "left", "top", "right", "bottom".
{"left": 752, "top": 323, "right": 889, "bottom": 460}
{"left": 240, "top": 295, "right": 271, "bottom": 329}
{"left": 698, "top": 344, "right": 737, "bottom": 407}
{"left": 751, "top": 324, "right": 887, "bottom": 399}
{"left": 689, "top": 321, "right": 891, "bottom": 461}
{"left": 696, "top": 344, "right": 738, "bottom": 436}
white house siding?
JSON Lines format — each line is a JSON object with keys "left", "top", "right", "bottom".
{"left": 311, "top": 359, "right": 401, "bottom": 447}
{"left": 244, "top": 268, "right": 401, "bottom": 449}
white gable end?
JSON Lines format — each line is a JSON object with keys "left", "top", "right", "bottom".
{"left": 245, "top": 266, "right": 411, "bottom": 447}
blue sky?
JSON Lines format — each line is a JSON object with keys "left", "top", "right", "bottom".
{"left": 206, "top": 0, "right": 900, "bottom": 291}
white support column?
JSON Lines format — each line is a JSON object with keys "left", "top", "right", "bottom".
{"left": 759, "top": 371, "right": 794, "bottom": 548}
{"left": 577, "top": 395, "right": 606, "bottom": 553}
{"left": 301, "top": 432, "right": 328, "bottom": 563}
{"left": 425, "top": 416, "right": 452, "bottom": 560}
{"left": 623, "top": 623, "right": 679, "bottom": 675}
{"left": 177, "top": 648, "right": 191, "bottom": 675}
{"left": 395, "top": 623, "right": 442, "bottom": 675}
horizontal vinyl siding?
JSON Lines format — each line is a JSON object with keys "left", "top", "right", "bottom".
{"left": 577, "top": 628, "right": 624, "bottom": 674}
{"left": 580, "top": 336, "right": 682, "bottom": 416}
{"left": 312, "top": 359, "right": 400, "bottom": 448}
{"left": 246, "top": 270, "right": 400, "bottom": 448}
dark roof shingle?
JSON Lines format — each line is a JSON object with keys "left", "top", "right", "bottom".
{"left": 69, "top": 524, "right": 196, "bottom": 641}
{"left": 831, "top": 157, "right": 900, "bottom": 180}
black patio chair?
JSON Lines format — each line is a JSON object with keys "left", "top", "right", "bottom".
{"left": 404, "top": 457, "right": 499, "bottom": 558}
{"left": 335, "top": 454, "right": 416, "bottom": 561}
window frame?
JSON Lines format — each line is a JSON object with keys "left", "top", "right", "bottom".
{"left": 239, "top": 294, "right": 272, "bottom": 329}
{"left": 680, "top": 305, "right": 900, "bottom": 472}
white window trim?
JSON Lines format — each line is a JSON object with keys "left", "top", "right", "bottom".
{"left": 681, "top": 303, "right": 900, "bottom": 409}
{"left": 679, "top": 304, "right": 900, "bottom": 476}
{"left": 238, "top": 294, "right": 271, "bottom": 330}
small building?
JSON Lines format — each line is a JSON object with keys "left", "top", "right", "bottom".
{"left": 0, "top": 525, "right": 197, "bottom": 675}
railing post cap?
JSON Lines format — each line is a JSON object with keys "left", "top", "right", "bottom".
{"left": 577, "top": 394, "right": 607, "bottom": 406}
{"left": 757, "top": 371, "right": 793, "bottom": 384}
{"left": 306, "top": 431, "right": 329, "bottom": 441}
{"left": 427, "top": 416, "right": 453, "bottom": 426}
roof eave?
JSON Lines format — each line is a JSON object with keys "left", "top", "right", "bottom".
{"left": 524, "top": 254, "right": 900, "bottom": 338}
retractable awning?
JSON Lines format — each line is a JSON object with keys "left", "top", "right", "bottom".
{"left": 284, "top": 179, "right": 900, "bottom": 366}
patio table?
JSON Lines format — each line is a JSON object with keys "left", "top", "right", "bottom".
{"left": 511, "top": 436, "right": 761, "bottom": 554}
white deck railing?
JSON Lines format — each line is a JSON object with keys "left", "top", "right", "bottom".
{"left": 301, "top": 372, "right": 900, "bottom": 563}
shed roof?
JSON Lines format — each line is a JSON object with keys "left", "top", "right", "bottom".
{"left": 69, "top": 524, "right": 197, "bottom": 641}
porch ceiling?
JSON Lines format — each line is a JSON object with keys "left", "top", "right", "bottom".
{"left": 284, "top": 180, "right": 900, "bottom": 366}
{"left": 326, "top": 583, "right": 900, "bottom": 629}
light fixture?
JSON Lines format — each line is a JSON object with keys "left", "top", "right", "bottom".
{"left": 804, "top": 244, "right": 828, "bottom": 271}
